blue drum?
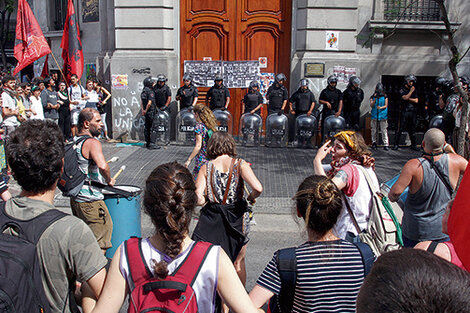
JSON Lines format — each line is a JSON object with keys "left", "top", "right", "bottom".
{"left": 381, "top": 174, "right": 408, "bottom": 211}
{"left": 104, "top": 185, "right": 142, "bottom": 258}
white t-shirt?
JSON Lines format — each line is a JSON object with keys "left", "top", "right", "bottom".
{"left": 29, "top": 95, "right": 44, "bottom": 120}
{"left": 85, "top": 89, "right": 99, "bottom": 103}
{"left": 1, "top": 91, "right": 19, "bottom": 126}
{"left": 120, "top": 238, "right": 220, "bottom": 313}
{"left": 68, "top": 85, "right": 86, "bottom": 110}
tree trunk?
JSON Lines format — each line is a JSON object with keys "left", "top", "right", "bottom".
{"left": 436, "top": 0, "right": 469, "bottom": 156}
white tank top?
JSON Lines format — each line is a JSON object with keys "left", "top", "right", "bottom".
{"left": 120, "top": 238, "right": 220, "bottom": 313}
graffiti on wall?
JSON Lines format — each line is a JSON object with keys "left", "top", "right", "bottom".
{"left": 112, "top": 79, "right": 145, "bottom": 140}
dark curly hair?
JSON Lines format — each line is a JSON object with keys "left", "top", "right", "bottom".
{"left": 6, "top": 120, "right": 64, "bottom": 194}
{"left": 293, "top": 175, "right": 342, "bottom": 237}
{"left": 143, "top": 162, "right": 196, "bottom": 279}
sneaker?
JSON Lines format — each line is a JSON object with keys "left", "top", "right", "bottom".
{"left": 392, "top": 145, "right": 399, "bottom": 150}
{"left": 384, "top": 146, "right": 390, "bottom": 151}
{"left": 148, "top": 145, "right": 161, "bottom": 150}
{"left": 371, "top": 142, "right": 377, "bottom": 150}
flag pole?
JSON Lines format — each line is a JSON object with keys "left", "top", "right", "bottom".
{"left": 49, "top": 50, "right": 69, "bottom": 87}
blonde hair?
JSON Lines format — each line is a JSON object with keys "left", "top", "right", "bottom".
{"left": 193, "top": 104, "right": 218, "bottom": 132}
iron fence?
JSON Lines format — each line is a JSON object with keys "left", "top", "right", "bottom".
{"left": 53, "top": 0, "right": 68, "bottom": 30}
{"left": 384, "top": 0, "right": 440, "bottom": 21}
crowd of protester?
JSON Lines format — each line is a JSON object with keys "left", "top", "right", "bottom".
{"left": 0, "top": 68, "right": 469, "bottom": 312}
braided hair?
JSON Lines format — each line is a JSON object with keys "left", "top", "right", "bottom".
{"left": 293, "top": 175, "right": 342, "bottom": 237}
{"left": 143, "top": 162, "right": 196, "bottom": 279}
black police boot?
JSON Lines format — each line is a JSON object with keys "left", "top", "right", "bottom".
{"left": 384, "top": 146, "right": 390, "bottom": 151}
{"left": 371, "top": 142, "right": 377, "bottom": 150}
{"left": 392, "top": 145, "right": 399, "bottom": 150}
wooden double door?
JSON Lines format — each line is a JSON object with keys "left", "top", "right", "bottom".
{"left": 180, "top": 0, "right": 292, "bottom": 134}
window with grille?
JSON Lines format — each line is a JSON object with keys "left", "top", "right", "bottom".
{"left": 53, "top": 0, "right": 68, "bottom": 30}
{"left": 384, "top": 0, "right": 440, "bottom": 21}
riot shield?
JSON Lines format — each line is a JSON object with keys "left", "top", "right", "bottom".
{"left": 213, "top": 109, "right": 233, "bottom": 133}
{"left": 295, "top": 114, "right": 317, "bottom": 148}
{"left": 323, "top": 115, "right": 346, "bottom": 139}
{"left": 176, "top": 108, "right": 196, "bottom": 145}
{"left": 239, "top": 113, "right": 262, "bottom": 146}
{"left": 265, "top": 113, "right": 288, "bottom": 147}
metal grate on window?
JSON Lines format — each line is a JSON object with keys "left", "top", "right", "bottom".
{"left": 53, "top": 0, "right": 68, "bottom": 30}
{"left": 384, "top": 0, "right": 441, "bottom": 21}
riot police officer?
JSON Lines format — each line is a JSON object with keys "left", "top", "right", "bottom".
{"left": 266, "top": 73, "right": 289, "bottom": 115}
{"left": 319, "top": 75, "right": 343, "bottom": 142}
{"left": 289, "top": 78, "right": 316, "bottom": 117}
{"left": 206, "top": 74, "right": 230, "bottom": 111}
{"left": 392, "top": 74, "right": 419, "bottom": 150}
{"left": 176, "top": 74, "right": 198, "bottom": 110}
{"left": 342, "top": 76, "right": 364, "bottom": 131}
{"left": 425, "top": 76, "right": 446, "bottom": 121}
{"left": 154, "top": 74, "right": 172, "bottom": 110}
{"left": 242, "top": 80, "right": 263, "bottom": 115}
{"left": 140, "top": 76, "right": 160, "bottom": 149}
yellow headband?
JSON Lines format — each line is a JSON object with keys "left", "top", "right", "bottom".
{"left": 334, "top": 131, "right": 356, "bottom": 150}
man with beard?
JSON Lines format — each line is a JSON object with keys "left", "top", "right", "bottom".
{"left": 70, "top": 108, "right": 115, "bottom": 253}
{"left": 1, "top": 75, "right": 20, "bottom": 141}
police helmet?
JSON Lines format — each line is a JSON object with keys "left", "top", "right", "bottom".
{"left": 404, "top": 74, "right": 417, "bottom": 84}
{"left": 214, "top": 74, "right": 223, "bottom": 81}
{"left": 327, "top": 75, "right": 338, "bottom": 84}
{"left": 349, "top": 76, "right": 361, "bottom": 86}
{"left": 249, "top": 80, "right": 260, "bottom": 89}
{"left": 182, "top": 73, "right": 192, "bottom": 82}
{"left": 143, "top": 76, "right": 154, "bottom": 87}
{"left": 435, "top": 76, "right": 446, "bottom": 87}
{"left": 375, "top": 83, "right": 385, "bottom": 95}
{"left": 275, "top": 73, "right": 287, "bottom": 83}
{"left": 157, "top": 74, "right": 167, "bottom": 82}
{"left": 299, "top": 78, "right": 309, "bottom": 87}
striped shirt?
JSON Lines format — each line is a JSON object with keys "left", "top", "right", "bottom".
{"left": 256, "top": 240, "right": 365, "bottom": 313}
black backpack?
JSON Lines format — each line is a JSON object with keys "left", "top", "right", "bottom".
{"left": 0, "top": 202, "right": 67, "bottom": 312}
{"left": 58, "top": 136, "right": 90, "bottom": 197}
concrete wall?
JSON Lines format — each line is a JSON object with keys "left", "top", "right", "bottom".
{"left": 109, "top": 0, "right": 180, "bottom": 139}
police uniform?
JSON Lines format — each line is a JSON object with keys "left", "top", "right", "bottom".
{"left": 141, "top": 86, "right": 156, "bottom": 147}
{"left": 426, "top": 89, "right": 444, "bottom": 119}
{"left": 206, "top": 85, "right": 230, "bottom": 110}
{"left": 154, "top": 84, "right": 172, "bottom": 109}
{"left": 176, "top": 84, "right": 198, "bottom": 110}
{"left": 266, "top": 84, "right": 288, "bottom": 115}
{"left": 243, "top": 90, "right": 263, "bottom": 115}
{"left": 319, "top": 86, "right": 343, "bottom": 140}
{"left": 394, "top": 85, "right": 418, "bottom": 147}
{"left": 290, "top": 88, "right": 316, "bottom": 117}
{"left": 342, "top": 85, "right": 364, "bottom": 130}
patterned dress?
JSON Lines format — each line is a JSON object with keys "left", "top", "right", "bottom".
{"left": 193, "top": 122, "right": 210, "bottom": 177}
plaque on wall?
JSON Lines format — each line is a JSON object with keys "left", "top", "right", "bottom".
{"left": 304, "top": 63, "right": 325, "bottom": 78}
{"left": 82, "top": 0, "right": 99, "bottom": 23}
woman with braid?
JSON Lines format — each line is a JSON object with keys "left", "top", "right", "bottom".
{"left": 249, "top": 175, "right": 368, "bottom": 312}
{"left": 313, "top": 131, "right": 380, "bottom": 240}
{"left": 88, "top": 162, "right": 262, "bottom": 313}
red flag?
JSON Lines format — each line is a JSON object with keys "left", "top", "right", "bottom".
{"left": 60, "top": 0, "right": 84, "bottom": 81}
{"left": 40, "top": 54, "right": 49, "bottom": 77}
{"left": 448, "top": 165, "right": 470, "bottom": 270}
{"left": 13, "top": 0, "right": 51, "bottom": 75}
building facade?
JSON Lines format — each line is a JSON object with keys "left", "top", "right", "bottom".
{"left": 29, "top": 0, "right": 470, "bottom": 139}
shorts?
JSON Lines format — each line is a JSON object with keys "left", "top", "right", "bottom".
{"left": 70, "top": 199, "right": 113, "bottom": 249}
{"left": 71, "top": 109, "right": 81, "bottom": 125}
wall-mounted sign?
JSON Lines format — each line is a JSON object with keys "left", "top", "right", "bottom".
{"left": 203, "top": 57, "right": 212, "bottom": 61}
{"left": 259, "top": 57, "right": 268, "bottom": 68}
{"left": 82, "top": 0, "right": 99, "bottom": 23}
{"left": 304, "top": 63, "right": 325, "bottom": 78}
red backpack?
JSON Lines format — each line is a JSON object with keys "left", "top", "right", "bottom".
{"left": 125, "top": 237, "right": 213, "bottom": 313}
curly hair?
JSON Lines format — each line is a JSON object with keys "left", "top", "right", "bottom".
{"left": 206, "top": 131, "right": 237, "bottom": 160}
{"left": 293, "top": 175, "right": 342, "bottom": 237}
{"left": 335, "top": 131, "right": 373, "bottom": 166}
{"left": 143, "top": 162, "right": 197, "bottom": 279}
{"left": 193, "top": 104, "right": 218, "bottom": 132}
{"left": 6, "top": 120, "right": 64, "bottom": 194}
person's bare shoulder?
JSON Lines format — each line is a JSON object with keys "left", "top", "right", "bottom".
{"left": 448, "top": 153, "right": 468, "bottom": 170}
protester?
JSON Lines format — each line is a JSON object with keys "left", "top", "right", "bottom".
{"left": 84, "top": 79, "right": 99, "bottom": 110}
{"left": 68, "top": 74, "right": 86, "bottom": 136}
{"left": 5, "top": 120, "right": 107, "bottom": 312}
{"left": 194, "top": 132, "right": 263, "bottom": 286}
{"left": 1, "top": 75, "right": 20, "bottom": 141}
{"left": 370, "top": 83, "right": 389, "bottom": 150}
{"left": 390, "top": 128, "right": 468, "bottom": 247}
{"left": 250, "top": 175, "right": 370, "bottom": 312}
{"left": 94, "top": 80, "right": 111, "bottom": 140}
{"left": 41, "top": 77, "right": 60, "bottom": 124}
{"left": 414, "top": 200, "right": 467, "bottom": 271}
{"left": 29, "top": 85, "right": 44, "bottom": 120}
{"left": 86, "top": 162, "right": 263, "bottom": 313}
{"left": 70, "top": 108, "right": 115, "bottom": 253}
{"left": 356, "top": 249, "right": 470, "bottom": 313}
{"left": 313, "top": 131, "right": 379, "bottom": 240}
{"left": 57, "top": 81, "right": 71, "bottom": 140}
{"left": 185, "top": 103, "right": 218, "bottom": 177}
{"left": 14, "top": 84, "right": 27, "bottom": 122}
